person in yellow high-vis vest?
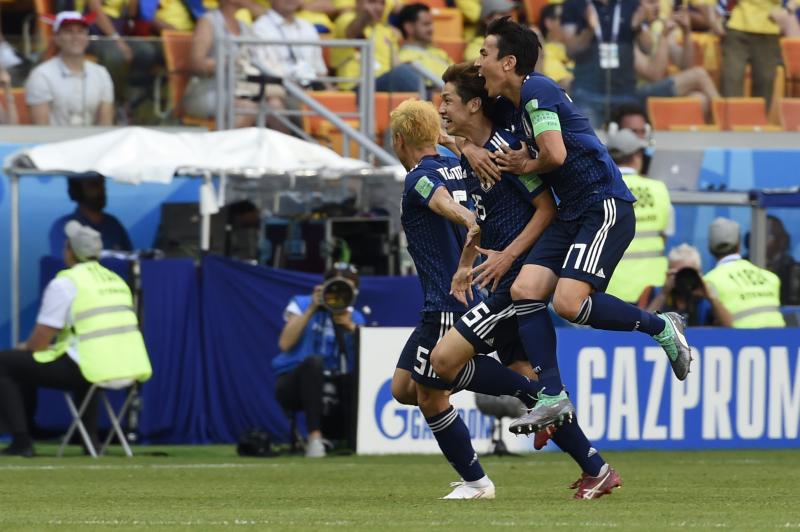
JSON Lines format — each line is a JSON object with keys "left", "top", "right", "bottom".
{"left": 704, "top": 217, "right": 786, "bottom": 329}
{"left": 605, "top": 128, "right": 673, "bottom": 303}
{"left": 0, "top": 221, "right": 151, "bottom": 457}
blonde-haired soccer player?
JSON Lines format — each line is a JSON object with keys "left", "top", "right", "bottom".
{"left": 389, "top": 99, "right": 544, "bottom": 499}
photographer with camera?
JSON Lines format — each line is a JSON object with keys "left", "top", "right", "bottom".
{"left": 638, "top": 243, "right": 732, "bottom": 327}
{"left": 272, "top": 263, "right": 365, "bottom": 458}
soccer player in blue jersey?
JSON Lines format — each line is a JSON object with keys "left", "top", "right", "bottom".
{"left": 435, "top": 62, "right": 622, "bottom": 500}
{"left": 466, "top": 18, "right": 692, "bottom": 498}
{"left": 390, "top": 100, "right": 548, "bottom": 499}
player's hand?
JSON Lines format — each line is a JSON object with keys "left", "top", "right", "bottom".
{"left": 438, "top": 129, "right": 459, "bottom": 155}
{"left": 471, "top": 246, "right": 514, "bottom": 292}
{"left": 450, "top": 266, "right": 474, "bottom": 307}
{"left": 462, "top": 143, "right": 501, "bottom": 185}
{"left": 496, "top": 142, "right": 533, "bottom": 175}
{"left": 465, "top": 223, "right": 481, "bottom": 248}
{"left": 310, "top": 285, "right": 324, "bottom": 310}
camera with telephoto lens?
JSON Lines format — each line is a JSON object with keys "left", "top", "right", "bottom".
{"left": 672, "top": 267, "right": 703, "bottom": 299}
{"left": 321, "top": 277, "right": 356, "bottom": 313}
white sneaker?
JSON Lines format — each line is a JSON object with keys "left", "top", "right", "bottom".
{"left": 305, "top": 437, "right": 326, "bottom": 458}
{"left": 440, "top": 480, "right": 495, "bottom": 499}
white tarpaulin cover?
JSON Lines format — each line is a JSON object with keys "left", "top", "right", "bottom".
{"left": 6, "top": 126, "right": 369, "bottom": 183}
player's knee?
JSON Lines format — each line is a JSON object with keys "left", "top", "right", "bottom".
{"left": 510, "top": 277, "right": 530, "bottom": 301}
{"left": 416, "top": 387, "right": 449, "bottom": 417}
{"left": 391, "top": 377, "right": 417, "bottom": 406}
{"left": 429, "top": 346, "right": 459, "bottom": 382}
{"left": 552, "top": 292, "right": 582, "bottom": 322}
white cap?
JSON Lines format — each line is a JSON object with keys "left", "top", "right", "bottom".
{"left": 51, "top": 11, "right": 93, "bottom": 33}
{"left": 708, "top": 217, "right": 740, "bottom": 255}
{"left": 65, "top": 220, "right": 102, "bottom": 261}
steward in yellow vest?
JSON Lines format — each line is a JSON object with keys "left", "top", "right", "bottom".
{"left": 704, "top": 217, "right": 785, "bottom": 328}
{"left": 605, "top": 128, "right": 672, "bottom": 303}
{"left": 0, "top": 221, "right": 151, "bottom": 457}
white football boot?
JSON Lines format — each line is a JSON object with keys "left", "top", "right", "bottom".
{"left": 440, "top": 480, "right": 496, "bottom": 499}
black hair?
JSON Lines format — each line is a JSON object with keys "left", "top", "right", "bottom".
{"left": 441, "top": 62, "right": 494, "bottom": 117}
{"left": 67, "top": 171, "right": 105, "bottom": 203}
{"left": 610, "top": 103, "right": 649, "bottom": 127}
{"left": 396, "top": 3, "right": 430, "bottom": 39}
{"left": 485, "top": 16, "right": 540, "bottom": 76}
{"left": 539, "top": 3, "right": 561, "bottom": 39}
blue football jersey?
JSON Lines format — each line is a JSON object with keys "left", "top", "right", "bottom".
{"left": 401, "top": 154, "right": 475, "bottom": 312}
{"left": 461, "top": 129, "right": 545, "bottom": 293}
{"left": 496, "top": 72, "right": 635, "bottom": 221}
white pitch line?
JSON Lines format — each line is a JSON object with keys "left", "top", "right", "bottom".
{"left": 0, "top": 462, "right": 307, "bottom": 472}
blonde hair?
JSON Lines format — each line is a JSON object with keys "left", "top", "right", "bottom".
{"left": 390, "top": 99, "right": 440, "bottom": 149}
{"left": 668, "top": 243, "right": 702, "bottom": 270}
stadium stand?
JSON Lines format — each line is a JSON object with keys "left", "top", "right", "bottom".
{"left": 782, "top": 38, "right": 800, "bottom": 97}
{"left": 780, "top": 98, "right": 800, "bottom": 131}
{"left": 431, "top": 7, "right": 464, "bottom": 40}
{"left": 712, "top": 97, "right": 781, "bottom": 131}
{"left": 434, "top": 38, "right": 467, "bottom": 62}
{"left": 162, "top": 30, "right": 216, "bottom": 129}
{"left": 647, "top": 97, "right": 715, "bottom": 131}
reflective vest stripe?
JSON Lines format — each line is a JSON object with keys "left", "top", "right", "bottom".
{"left": 635, "top": 230, "right": 663, "bottom": 238}
{"left": 79, "top": 324, "right": 141, "bottom": 342}
{"left": 622, "top": 250, "right": 664, "bottom": 259}
{"left": 731, "top": 305, "right": 782, "bottom": 320}
{"left": 74, "top": 305, "right": 135, "bottom": 321}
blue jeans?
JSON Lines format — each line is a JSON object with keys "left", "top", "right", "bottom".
{"left": 375, "top": 63, "right": 423, "bottom": 92}
{"left": 570, "top": 87, "right": 640, "bottom": 129}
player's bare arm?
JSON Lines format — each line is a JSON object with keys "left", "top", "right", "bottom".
{"left": 427, "top": 186, "right": 479, "bottom": 234}
{"left": 472, "top": 189, "right": 557, "bottom": 291}
{"left": 450, "top": 232, "right": 481, "bottom": 306}
{"left": 497, "top": 130, "right": 566, "bottom": 176}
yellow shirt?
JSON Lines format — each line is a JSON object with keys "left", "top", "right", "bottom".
{"left": 464, "top": 35, "right": 482, "bottom": 62}
{"left": 727, "top": 0, "right": 781, "bottom": 34}
{"left": 75, "top": 0, "right": 127, "bottom": 19}
{"left": 542, "top": 41, "right": 572, "bottom": 84}
{"left": 398, "top": 44, "right": 453, "bottom": 79}
{"left": 332, "top": 11, "right": 400, "bottom": 88}
{"left": 202, "top": 0, "right": 257, "bottom": 23}
{"left": 297, "top": 10, "right": 334, "bottom": 33}
{"left": 333, "top": 0, "right": 399, "bottom": 20}
{"left": 156, "top": 0, "right": 195, "bottom": 31}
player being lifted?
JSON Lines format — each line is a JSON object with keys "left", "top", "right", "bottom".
{"left": 390, "top": 100, "right": 545, "bottom": 499}
{"left": 465, "top": 19, "right": 692, "bottom": 447}
{"left": 433, "top": 62, "right": 621, "bottom": 500}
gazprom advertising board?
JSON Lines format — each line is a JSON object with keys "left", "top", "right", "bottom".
{"left": 357, "top": 327, "right": 800, "bottom": 454}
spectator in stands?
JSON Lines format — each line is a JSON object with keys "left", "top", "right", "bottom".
{"left": 638, "top": 243, "right": 733, "bottom": 326}
{"left": 720, "top": 0, "right": 782, "bottom": 108}
{"left": 771, "top": 0, "right": 800, "bottom": 36}
{"left": 184, "top": 0, "right": 285, "bottom": 128}
{"left": 273, "top": 264, "right": 366, "bottom": 457}
{"left": 332, "top": 0, "right": 423, "bottom": 91}
{"left": 766, "top": 215, "right": 800, "bottom": 305}
{"left": 0, "top": 64, "right": 16, "bottom": 125}
{"left": 608, "top": 103, "right": 654, "bottom": 171}
{"left": 605, "top": 128, "right": 673, "bottom": 304}
{"left": 49, "top": 173, "right": 132, "bottom": 257}
{"left": 636, "top": 0, "right": 720, "bottom": 118}
{"left": 84, "top": 0, "right": 160, "bottom": 119}
{"left": 464, "top": 0, "right": 517, "bottom": 62}
{"left": 561, "top": 0, "right": 650, "bottom": 127}
{"left": 704, "top": 217, "right": 786, "bottom": 328}
{"left": 149, "top": 0, "right": 197, "bottom": 33}
{"left": 0, "top": 221, "right": 151, "bottom": 457}
{"left": 252, "top": 0, "right": 330, "bottom": 88}
{"left": 396, "top": 4, "right": 453, "bottom": 81}
{"left": 25, "top": 12, "right": 114, "bottom": 126}
{"left": 538, "top": 3, "right": 573, "bottom": 91}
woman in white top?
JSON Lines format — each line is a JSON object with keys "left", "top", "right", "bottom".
{"left": 184, "top": 0, "right": 287, "bottom": 129}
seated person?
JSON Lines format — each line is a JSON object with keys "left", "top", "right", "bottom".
{"left": 765, "top": 215, "right": 800, "bottom": 305}
{"left": 331, "top": 0, "right": 423, "bottom": 91}
{"left": 25, "top": 11, "right": 114, "bottom": 126}
{"left": 0, "top": 221, "right": 151, "bottom": 456}
{"left": 50, "top": 173, "right": 132, "bottom": 258}
{"left": 637, "top": 243, "right": 732, "bottom": 326}
{"left": 463, "top": 0, "right": 517, "bottom": 62}
{"left": 272, "top": 264, "right": 365, "bottom": 457}
{"left": 396, "top": 4, "right": 453, "bottom": 81}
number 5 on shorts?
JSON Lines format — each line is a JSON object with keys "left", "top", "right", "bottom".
{"left": 414, "top": 346, "right": 438, "bottom": 379}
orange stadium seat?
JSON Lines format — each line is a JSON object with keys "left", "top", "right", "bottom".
{"left": 162, "top": 30, "right": 215, "bottom": 129}
{"left": 712, "top": 97, "right": 781, "bottom": 131}
{"left": 779, "top": 98, "right": 800, "bottom": 131}
{"left": 431, "top": 8, "right": 464, "bottom": 41}
{"left": 416, "top": 0, "right": 448, "bottom": 7}
{"left": 781, "top": 38, "right": 800, "bottom": 97}
{"left": 302, "top": 91, "right": 360, "bottom": 134}
{"left": 375, "top": 91, "right": 419, "bottom": 137}
{"left": 33, "top": 0, "right": 53, "bottom": 52}
{"left": 523, "top": 0, "right": 550, "bottom": 26}
{"left": 647, "top": 97, "right": 706, "bottom": 130}
{"left": 1, "top": 88, "right": 31, "bottom": 125}
{"left": 435, "top": 39, "right": 466, "bottom": 63}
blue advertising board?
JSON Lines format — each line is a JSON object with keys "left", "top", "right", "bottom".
{"left": 558, "top": 328, "right": 800, "bottom": 449}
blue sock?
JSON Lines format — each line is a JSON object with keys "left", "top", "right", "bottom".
{"left": 514, "top": 299, "right": 562, "bottom": 394}
{"left": 426, "top": 406, "right": 485, "bottom": 482}
{"left": 550, "top": 421, "right": 605, "bottom": 477}
{"left": 454, "top": 356, "right": 541, "bottom": 408}
{"left": 574, "top": 293, "right": 665, "bottom": 336}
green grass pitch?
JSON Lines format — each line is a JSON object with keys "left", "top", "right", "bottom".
{"left": 1, "top": 445, "right": 799, "bottom": 530}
